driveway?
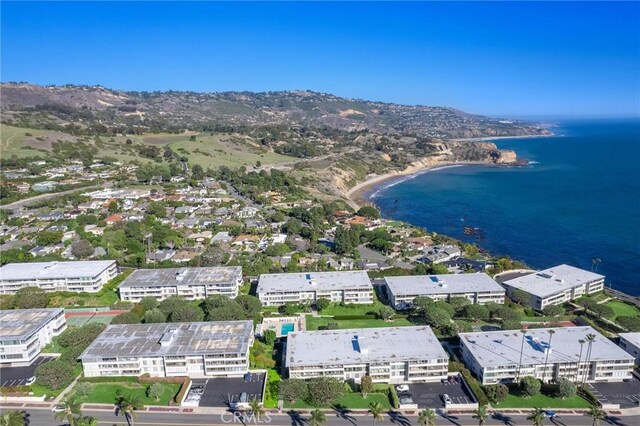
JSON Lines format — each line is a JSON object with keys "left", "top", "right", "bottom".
{"left": 0, "top": 356, "right": 56, "bottom": 387}
{"left": 589, "top": 377, "right": 640, "bottom": 409}
{"left": 190, "top": 373, "right": 265, "bottom": 408}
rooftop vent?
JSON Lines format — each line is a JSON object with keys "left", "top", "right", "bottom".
{"left": 159, "top": 327, "right": 179, "bottom": 347}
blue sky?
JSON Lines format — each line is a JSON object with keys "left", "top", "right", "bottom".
{"left": 2, "top": 1, "right": 639, "bottom": 118}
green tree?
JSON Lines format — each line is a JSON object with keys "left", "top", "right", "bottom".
{"left": 519, "top": 376, "right": 541, "bottom": 398}
{"left": 146, "top": 383, "right": 164, "bottom": 402}
{"left": 143, "top": 309, "right": 167, "bottom": 324}
{"left": 249, "top": 398, "right": 265, "bottom": 422}
{"left": 235, "top": 294, "right": 262, "bottom": 317}
{"left": 510, "top": 289, "right": 531, "bottom": 306}
{"left": 279, "top": 302, "right": 300, "bottom": 316}
{"left": 357, "top": 206, "right": 380, "bottom": 219}
{"left": 484, "top": 384, "right": 508, "bottom": 404}
{"left": 169, "top": 304, "right": 204, "bottom": 322}
{"left": 309, "top": 409, "right": 326, "bottom": 426}
{"left": 527, "top": 408, "right": 546, "bottom": 426}
{"left": 35, "top": 359, "right": 76, "bottom": 390}
{"left": 71, "top": 240, "right": 94, "bottom": 258}
{"left": 315, "top": 298, "right": 331, "bottom": 312}
{"left": 117, "top": 394, "right": 144, "bottom": 426}
{"left": 360, "top": 375, "right": 373, "bottom": 398}
{"left": 139, "top": 296, "right": 159, "bottom": 311}
{"left": 280, "top": 379, "right": 308, "bottom": 403}
{"left": 417, "top": 409, "right": 436, "bottom": 426}
{"left": 145, "top": 202, "right": 167, "bottom": 218}
{"left": 473, "top": 405, "right": 489, "bottom": 426}
{"left": 307, "top": 377, "right": 344, "bottom": 406}
{"left": 368, "top": 401, "right": 385, "bottom": 426}
{"left": 0, "top": 411, "right": 26, "bottom": 426}
{"left": 54, "top": 396, "right": 82, "bottom": 426}
{"left": 556, "top": 377, "right": 577, "bottom": 399}
{"left": 111, "top": 312, "right": 142, "bottom": 325}
{"left": 74, "top": 382, "right": 93, "bottom": 399}
{"left": 449, "top": 296, "right": 471, "bottom": 313}
{"left": 462, "top": 304, "right": 490, "bottom": 321}
{"left": 379, "top": 306, "right": 395, "bottom": 321}
{"left": 542, "top": 305, "right": 564, "bottom": 317}
{"left": 263, "top": 329, "right": 277, "bottom": 346}
{"left": 36, "top": 230, "right": 63, "bottom": 246}
{"left": 584, "top": 405, "right": 606, "bottom": 426}
{"left": 14, "top": 286, "right": 49, "bottom": 309}
{"left": 617, "top": 316, "right": 640, "bottom": 331}
{"left": 75, "top": 417, "right": 98, "bottom": 426}
{"left": 422, "top": 307, "right": 452, "bottom": 329}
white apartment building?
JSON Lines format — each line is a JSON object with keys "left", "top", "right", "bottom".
{"left": 384, "top": 273, "right": 505, "bottom": 309}
{"left": 0, "top": 260, "right": 119, "bottom": 294}
{"left": 79, "top": 321, "right": 253, "bottom": 378}
{"left": 618, "top": 333, "right": 640, "bottom": 363}
{"left": 502, "top": 264, "right": 605, "bottom": 310}
{"left": 256, "top": 271, "right": 374, "bottom": 307}
{"left": 0, "top": 308, "right": 67, "bottom": 366}
{"left": 285, "top": 326, "right": 449, "bottom": 383}
{"left": 460, "top": 326, "right": 634, "bottom": 385}
{"left": 118, "top": 267, "right": 242, "bottom": 302}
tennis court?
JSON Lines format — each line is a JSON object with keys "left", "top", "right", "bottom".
{"left": 65, "top": 309, "right": 128, "bottom": 326}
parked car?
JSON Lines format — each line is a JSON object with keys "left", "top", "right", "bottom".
{"left": 544, "top": 411, "right": 557, "bottom": 418}
{"left": 442, "top": 394, "right": 452, "bottom": 405}
{"left": 399, "top": 397, "right": 414, "bottom": 405}
{"left": 25, "top": 376, "right": 36, "bottom": 385}
{"left": 396, "top": 384, "right": 409, "bottom": 392}
{"left": 244, "top": 372, "right": 252, "bottom": 382}
{"left": 52, "top": 404, "right": 66, "bottom": 413}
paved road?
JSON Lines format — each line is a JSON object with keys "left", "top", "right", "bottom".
{"left": 0, "top": 356, "right": 56, "bottom": 387}
{"left": 357, "top": 245, "right": 414, "bottom": 270}
{"left": 0, "top": 185, "right": 100, "bottom": 212}
{"left": 7, "top": 407, "right": 638, "bottom": 426}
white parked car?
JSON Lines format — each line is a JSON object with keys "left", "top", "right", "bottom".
{"left": 52, "top": 404, "right": 66, "bottom": 413}
{"left": 25, "top": 376, "right": 36, "bottom": 386}
{"left": 443, "top": 394, "right": 453, "bottom": 405}
{"left": 396, "top": 384, "right": 409, "bottom": 392}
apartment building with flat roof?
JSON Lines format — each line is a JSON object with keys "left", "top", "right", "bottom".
{"left": 0, "top": 308, "right": 67, "bottom": 366}
{"left": 618, "top": 333, "right": 640, "bottom": 363}
{"left": 79, "top": 321, "right": 253, "bottom": 378}
{"left": 502, "top": 264, "right": 605, "bottom": 309}
{"left": 285, "top": 326, "right": 448, "bottom": 383}
{"left": 384, "top": 273, "right": 505, "bottom": 309}
{"left": 118, "top": 266, "right": 242, "bottom": 302}
{"left": 0, "top": 260, "right": 118, "bottom": 294}
{"left": 256, "top": 271, "right": 374, "bottom": 307}
{"left": 459, "top": 326, "right": 633, "bottom": 385}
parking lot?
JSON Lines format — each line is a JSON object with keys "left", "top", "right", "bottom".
{"left": 589, "top": 377, "right": 640, "bottom": 409}
{"left": 399, "top": 376, "right": 476, "bottom": 408}
{"left": 0, "top": 356, "right": 56, "bottom": 387}
{"left": 185, "top": 373, "right": 265, "bottom": 408}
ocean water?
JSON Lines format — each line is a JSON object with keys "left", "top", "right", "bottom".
{"left": 371, "top": 119, "right": 640, "bottom": 295}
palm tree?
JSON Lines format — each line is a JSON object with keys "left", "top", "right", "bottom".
{"left": 541, "top": 329, "right": 556, "bottom": 383}
{"left": 118, "top": 394, "right": 144, "bottom": 426}
{"left": 472, "top": 405, "right": 488, "bottom": 426}
{"left": 249, "top": 398, "right": 265, "bottom": 422}
{"left": 516, "top": 329, "right": 528, "bottom": 381}
{"left": 309, "top": 409, "right": 326, "bottom": 426}
{"left": 576, "top": 339, "right": 586, "bottom": 383}
{"left": 582, "top": 333, "right": 597, "bottom": 385}
{"left": 75, "top": 417, "right": 98, "bottom": 426}
{"left": 54, "top": 396, "right": 82, "bottom": 426}
{"left": 585, "top": 405, "right": 606, "bottom": 426}
{"left": 527, "top": 408, "right": 546, "bottom": 426}
{"left": 417, "top": 409, "right": 437, "bottom": 426}
{"left": 0, "top": 411, "right": 26, "bottom": 426}
{"left": 368, "top": 401, "right": 385, "bottom": 426}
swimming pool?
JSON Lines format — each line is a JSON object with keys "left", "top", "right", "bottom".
{"left": 280, "top": 323, "right": 295, "bottom": 335}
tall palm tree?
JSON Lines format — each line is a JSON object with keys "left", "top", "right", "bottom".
{"left": 516, "top": 329, "right": 528, "bottom": 381}
{"left": 576, "top": 339, "right": 586, "bottom": 383}
{"left": 249, "top": 398, "right": 265, "bottom": 422}
{"left": 582, "top": 333, "right": 597, "bottom": 385}
{"left": 541, "top": 329, "right": 556, "bottom": 383}
{"left": 309, "top": 409, "right": 326, "bottom": 426}
{"left": 417, "top": 409, "right": 437, "bottom": 426}
{"left": 472, "top": 405, "right": 488, "bottom": 426}
{"left": 585, "top": 405, "right": 606, "bottom": 426}
{"left": 75, "top": 417, "right": 98, "bottom": 426}
{"left": 54, "top": 396, "right": 82, "bottom": 426}
{"left": 118, "top": 394, "right": 144, "bottom": 426}
{"left": 368, "top": 401, "right": 385, "bottom": 426}
{"left": 0, "top": 411, "right": 26, "bottom": 426}
{"left": 527, "top": 408, "right": 546, "bottom": 426}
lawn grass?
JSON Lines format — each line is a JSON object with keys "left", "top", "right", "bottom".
{"left": 285, "top": 392, "right": 391, "bottom": 409}
{"left": 495, "top": 392, "right": 591, "bottom": 409}
{"left": 80, "top": 383, "right": 180, "bottom": 406}
{"left": 305, "top": 315, "right": 412, "bottom": 331}
{"left": 605, "top": 300, "right": 640, "bottom": 319}
{"left": 41, "top": 337, "right": 64, "bottom": 354}
{"left": 319, "top": 301, "right": 387, "bottom": 317}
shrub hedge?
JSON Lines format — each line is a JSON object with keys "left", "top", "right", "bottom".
{"left": 332, "top": 315, "right": 377, "bottom": 320}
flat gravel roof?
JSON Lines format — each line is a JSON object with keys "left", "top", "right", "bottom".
{"left": 0, "top": 260, "right": 116, "bottom": 280}
{"left": 502, "top": 264, "right": 604, "bottom": 298}
{"left": 118, "top": 266, "right": 242, "bottom": 288}
{"left": 384, "top": 273, "right": 504, "bottom": 297}
{"left": 257, "top": 271, "right": 372, "bottom": 293}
